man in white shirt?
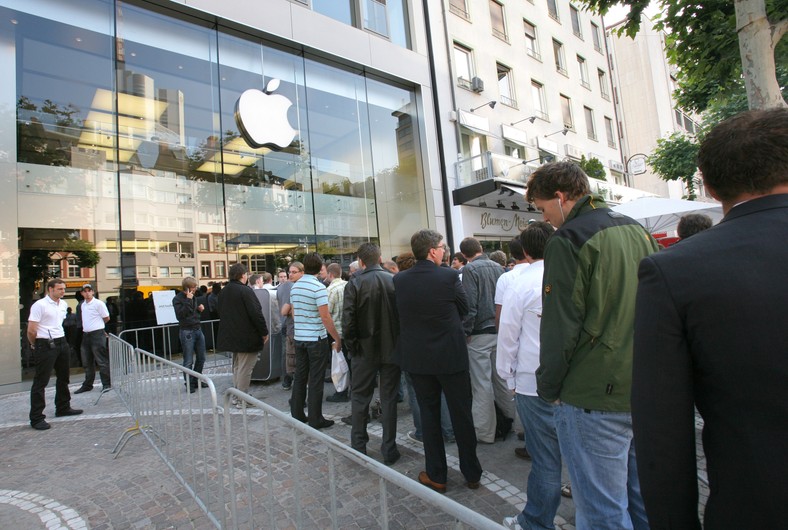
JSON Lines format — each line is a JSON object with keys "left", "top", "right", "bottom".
{"left": 75, "top": 284, "right": 111, "bottom": 394}
{"left": 28, "top": 278, "right": 83, "bottom": 430}
{"left": 497, "top": 222, "right": 561, "bottom": 530}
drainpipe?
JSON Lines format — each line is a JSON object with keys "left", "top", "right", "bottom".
{"left": 422, "top": 0, "right": 455, "bottom": 250}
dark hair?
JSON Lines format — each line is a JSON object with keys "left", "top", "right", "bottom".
{"left": 489, "top": 250, "right": 507, "bottom": 266}
{"left": 509, "top": 237, "right": 525, "bottom": 260}
{"left": 303, "top": 252, "right": 324, "bottom": 275}
{"left": 698, "top": 108, "right": 788, "bottom": 202}
{"left": 248, "top": 274, "right": 261, "bottom": 286}
{"left": 229, "top": 263, "right": 247, "bottom": 281}
{"left": 357, "top": 242, "right": 381, "bottom": 267}
{"left": 459, "top": 237, "right": 482, "bottom": 258}
{"left": 46, "top": 278, "right": 65, "bottom": 290}
{"left": 452, "top": 252, "right": 467, "bottom": 265}
{"left": 526, "top": 161, "right": 591, "bottom": 202}
{"left": 519, "top": 221, "right": 555, "bottom": 260}
{"left": 677, "top": 213, "right": 713, "bottom": 239}
{"left": 410, "top": 229, "right": 443, "bottom": 260}
{"left": 327, "top": 263, "right": 342, "bottom": 278}
{"left": 395, "top": 251, "right": 416, "bottom": 271}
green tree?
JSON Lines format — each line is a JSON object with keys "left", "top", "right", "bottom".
{"left": 580, "top": 0, "right": 786, "bottom": 111}
{"left": 647, "top": 133, "right": 700, "bottom": 199}
{"left": 577, "top": 155, "right": 607, "bottom": 180}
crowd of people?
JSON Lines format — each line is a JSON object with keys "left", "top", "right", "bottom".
{"left": 26, "top": 109, "right": 786, "bottom": 529}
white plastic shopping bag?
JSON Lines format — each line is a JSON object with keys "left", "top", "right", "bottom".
{"left": 331, "top": 347, "right": 349, "bottom": 392}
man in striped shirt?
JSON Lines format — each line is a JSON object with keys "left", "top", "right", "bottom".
{"left": 289, "top": 252, "right": 342, "bottom": 430}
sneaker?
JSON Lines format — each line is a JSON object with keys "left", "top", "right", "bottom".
{"left": 340, "top": 415, "right": 352, "bottom": 425}
{"left": 55, "top": 408, "right": 83, "bottom": 417}
{"left": 407, "top": 430, "right": 423, "bottom": 444}
{"left": 73, "top": 386, "right": 92, "bottom": 394}
{"left": 31, "top": 420, "right": 51, "bottom": 431}
{"left": 502, "top": 516, "right": 525, "bottom": 530}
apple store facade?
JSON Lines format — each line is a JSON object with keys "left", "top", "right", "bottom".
{"left": 0, "top": 0, "right": 440, "bottom": 385}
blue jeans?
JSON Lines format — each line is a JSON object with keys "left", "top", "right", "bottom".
{"left": 180, "top": 328, "right": 206, "bottom": 389}
{"left": 404, "top": 372, "right": 454, "bottom": 440}
{"left": 554, "top": 403, "right": 649, "bottom": 530}
{"left": 515, "top": 394, "right": 562, "bottom": 530}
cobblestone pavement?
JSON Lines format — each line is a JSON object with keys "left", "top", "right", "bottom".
{"left": 0, "top": 368, "right": 705, "bottom": 529}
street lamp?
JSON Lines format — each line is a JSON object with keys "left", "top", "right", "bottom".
{"left": 510, "top": 115, "right": 537, "bottom": 126}
{"left": 544, "top": 128, "right": 569, "bottom": 137}
{"left": 469, "top": 100, "right": 497, "bottom": 112}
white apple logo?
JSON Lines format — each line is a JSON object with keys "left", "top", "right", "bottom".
{"left": 235, "top": 79, "right": 298, "bottom": 150}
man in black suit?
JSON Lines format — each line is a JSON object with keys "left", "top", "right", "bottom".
{"left": 632, "top": 108, "right": 788, "bottom": 529}
{"left": 394, "top": 229, "right": 482, "bottom": 493}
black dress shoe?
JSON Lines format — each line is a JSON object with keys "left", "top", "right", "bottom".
{"left": 384, "top": 451, "right": 401, "bottom": 466}
{"left": 73, "top": 386, "right": 92, "bottom": 394}
{"left": 31, "top": 420, "right": 51, "bottom": 430}
{"left": 514, "top": 447, "right": 532, "bottom": 460}
{"left": 189, "top": 386, "right": 197, "bottom": 393}
{"left": 200, "top": 382, "right": 209, "bottom": 388}
{"left": 326, "top": 391, "right": 349, "bottom": 402}
{"left": 55, "top": 408, "right": 83, "bottom": 417}
{"left": 312, "top": 419, "right": 335, "bottom": 430}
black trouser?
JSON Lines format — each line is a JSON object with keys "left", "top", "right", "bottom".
{"left": 81, "top": 329, "right": 111, "bottom": 387}
{"left": 410, "top": 370, "right": 482, "bottom": 484}
{"left": 350, "top": 354, "right": 400, "bottom": 460}
{"left": 291, "top": 338, "right": 329, "bottom": 427}
{"left": 30, "top": 337, "right": 72, "bottom": 425}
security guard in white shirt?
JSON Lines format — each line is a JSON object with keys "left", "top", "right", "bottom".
{"left": 27, "top": 278, "right": 83, "bottom": 430}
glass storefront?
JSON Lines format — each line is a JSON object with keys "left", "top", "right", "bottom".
{"left": 0, "top": 0, "right": 428, "bottom": 383}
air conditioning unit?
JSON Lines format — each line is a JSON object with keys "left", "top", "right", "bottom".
{"left": 471, "top": 77, "right": 485, "bottom": 93}
{"left": 609, "top": 160, "right": 625, "bottom": 173}
{"left": 565, "top": 144, "right": 583, "bottom": 160}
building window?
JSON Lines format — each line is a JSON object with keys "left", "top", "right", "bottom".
{"left": 214, "top": 235, "right": 225, "bottom": 252}
{"left": 605, "top": 116, "right": 616, "bottom": 148}
{"left": 570, "top": 5, "right": 582, "bottom": 38}
{"left": 598, "top": 69, "right": 610, "bottom": 99}
{"left": 215, "top": 261, "right": 226, "bottom": 278}
{"left": 553, "top": 40, "right": 567, "bottom": 76}
{"left": 362, "top": 0, "right": 389, "bottom": 37}
{"left": 106, "top": 267, "right": 121, "bottom": 280}
{"left": 523, "top": 20, "right": 541, "bottom": 60}
{"left": 137, "top": 266, "right": 150, "bottom": 277}
{"left": 449, "top": 0, "right": 470, "bottom": 19}
{"left": 584, "top": 106, "right": 597, "bottom": 140}
{"left": 560, "top": 94, "right": 574, "bottom": 129}
{"left": 67, "top": 257, "right": 81, "bottom": 278}
{"left": 489, "top": 1, "right": 507, "bottom": 41}
{"left": 497, "top": 63, "right": 517, "bottom": 108}
{"left": 200, "top": 262, "right": 211, "bottom": 278}
{"left": 454, "top": 43, "right": 474, "bottom": 89}
{"left": 547, "top": 0, "right": 560, "bottom": 22}
{"left": 591, "top": 21, "right": 603, "bottom": 52}
{"left": 577, "top": 56, "right": 590, "bottom": 88}
{"left": 683, "top": 114, "right": 696, "bottom": 134}
{"left": 159, "top": 267, "right": 170, "bottom": 278}
{"left": 531, "top": 80, "right": 548, "bottom": 120}
{"left": 198, "top": 235, "right": 209, "bottom": 251}
{"left": 183, "top": 266, "right": 195, "bottom": 277}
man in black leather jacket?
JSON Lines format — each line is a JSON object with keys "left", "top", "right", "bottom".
{"left": 342, "top": 242, "right": 401, "bottom": 465}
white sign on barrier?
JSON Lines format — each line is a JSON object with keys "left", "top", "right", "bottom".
{"left": 152, "top": 290, "right": 178, "bottom": 325}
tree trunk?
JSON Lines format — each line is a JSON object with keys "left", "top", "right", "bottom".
{"left": 735, "top": 0, "right": 787, "bottom": 109}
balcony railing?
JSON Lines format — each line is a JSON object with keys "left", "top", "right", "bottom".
{"left": 455, "top": 152, "right": 537, "bottom": 188}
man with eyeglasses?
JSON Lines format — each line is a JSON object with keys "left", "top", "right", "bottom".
{"left": 289, "top": 252, "right": 341, "bottom": 430}
{"left": 277, "top": 262, "right": 303, "bottom": 390}
{"left": 394, "top": 230, "right": 482, "bottom": 493}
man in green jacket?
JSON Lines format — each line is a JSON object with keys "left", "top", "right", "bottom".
{"left": 526, "top": 162, "right": 658, "bottom": 530}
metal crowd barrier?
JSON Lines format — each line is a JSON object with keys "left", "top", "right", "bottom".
{"left": 108, "top": 335, "right": 227, "bottom": 528}
{"left": 222, "top": 389, "right": 503, "bottom": 530}
{"left": 107, "top": 334, "right": 503, "bottom": 529}
{"left": 118, "top": 320, "right": 231, "bottom": 368}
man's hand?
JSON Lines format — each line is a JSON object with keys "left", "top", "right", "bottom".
{"left": 197, "top": 303, "right": 205, "bottom": 312}
{"left": 332, "top": 339, "right": 342, "bottom": 352}
{"left": 263, "top": 335, "right": 269, "bottom": 345}
{"left": 186, "top": 289, "right": 194, "bottom": 299}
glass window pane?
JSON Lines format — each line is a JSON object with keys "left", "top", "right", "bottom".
{"left": 312, "top": 0, "right": 353, "bottom": 25}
